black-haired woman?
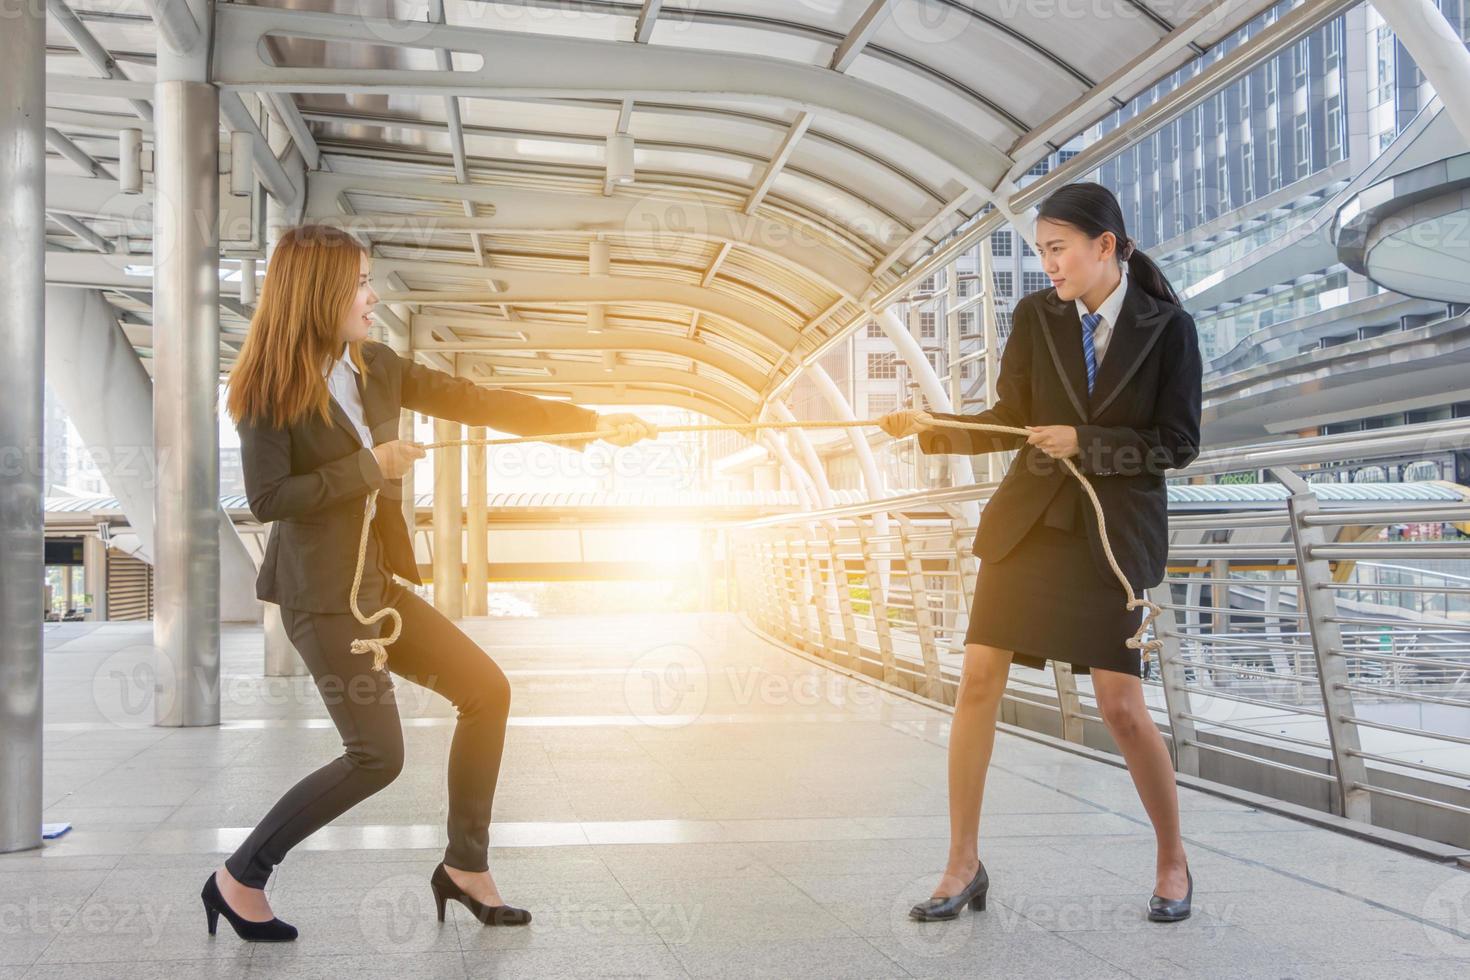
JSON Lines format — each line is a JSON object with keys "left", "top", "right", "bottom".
{"left": 879, "top": 182, "right": 1203, "bottom": 924}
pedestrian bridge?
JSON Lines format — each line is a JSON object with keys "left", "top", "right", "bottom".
{"left": 9, "top": 0, "right": 1470, "bottom": 976}
{"left": 16, "top": 610, "right": 1470, "bottom": 978}
{"left": 11, "top": 425, "right": 1470, "bottom": 976}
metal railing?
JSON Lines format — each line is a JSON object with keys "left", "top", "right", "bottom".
{"left": 731, "top": 422, "right": 1470, "bottom": 850}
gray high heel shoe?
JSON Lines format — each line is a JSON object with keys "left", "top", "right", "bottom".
{"left": 1147, "top": 865, "right": 1192, "bottom": 922}
{"left": 909, "top": 862, "right": 988, "bottom": 922}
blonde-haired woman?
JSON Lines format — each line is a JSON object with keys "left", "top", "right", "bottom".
{"left": 204, "top": 225, "right": 652, "bottom": 941}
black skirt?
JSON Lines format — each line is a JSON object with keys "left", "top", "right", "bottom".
{"left": 964, "top": 518, "right": 1143, "bottom": 677}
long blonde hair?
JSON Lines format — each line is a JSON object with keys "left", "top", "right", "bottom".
{"left": 226, "top": 224, "right": 367, "bottom": 428}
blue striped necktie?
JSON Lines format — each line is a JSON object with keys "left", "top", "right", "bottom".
{"left": 1081, "top": 311, "right": 1102, "bottom": 394}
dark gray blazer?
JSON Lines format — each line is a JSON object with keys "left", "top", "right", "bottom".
{"left": 239, "top": 341, "right": 600, "bottom": 613}
{"left": 918, "top": 279, "right": 1202, "bottom": 592}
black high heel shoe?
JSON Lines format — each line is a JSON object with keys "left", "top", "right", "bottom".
{"left": 909, "top": 861, "right": 989, "bottom": 922}
{"left": 200, "top": 872, "right": 298, "bottom": 942}
{"left": 1148, "top": 865, "right": 1192, "bottom": 922}
{"left": 430, "top": 862, "right": 532, "bottom": 926}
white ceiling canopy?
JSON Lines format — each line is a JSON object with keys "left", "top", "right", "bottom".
{"left": 41, "top": 0, "right": 1342, "bottom": 419}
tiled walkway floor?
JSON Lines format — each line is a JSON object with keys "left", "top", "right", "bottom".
{"left": 3, "top": 612, "right": 1468, "bottom": 978}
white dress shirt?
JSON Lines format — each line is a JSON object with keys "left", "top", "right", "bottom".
{"left": 322, "top": 343, "right": 374, "bottom": 447}
{"left": 1074, "top": 265, "right": 1128, "bottom": 366}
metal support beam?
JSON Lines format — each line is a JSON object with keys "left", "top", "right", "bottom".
{"left": 829, "top": 0, "right": 896, "bottom": 72}
{"left": 152, "top": 4, "right": 222, "bottom": 726}
{"left": 220, "top": 91, "right": 301, "bottom": 205}
{"left": 0, "top": 0, "right": 46, "bottom": 855}
{"left": 634, "top": 0, "right": 663, "bottom": 43}
{"left": 147, "top": 0, "right": 205, "bottom": 54}
{"left": 47, "top": 0, "right": 154, "bottom": 122}
{"left": 45, "top": 127, "right": 115, "bottom": 180}
{"left": 210, "top": 4, "right": 1013, "bottom": 195}
{"left": 1271, "top": 466, "right": 1372, "bottom": 823}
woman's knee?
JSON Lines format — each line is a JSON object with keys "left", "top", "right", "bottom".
{"left": 347, "top": 733, "right": 405, "bottom": 785}
{"left": 1095, "top": 685, "right": 1148, "bottom": 740}
{"left": 455, "top": 659, "right": 512, "bottom": 720}
{"left": 957, "top": 644, "right": 1011, "bottom": 706}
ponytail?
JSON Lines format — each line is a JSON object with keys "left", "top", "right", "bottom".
{"left": 1124, "top": 245, "right": 1182, "bottom": 308}
{"left": 1036, "top": 181, "right": 1182, "bottom": 308}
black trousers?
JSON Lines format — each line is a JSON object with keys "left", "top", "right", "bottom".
{"left": 225, "top": 567, "right": 511, "bottom": 887}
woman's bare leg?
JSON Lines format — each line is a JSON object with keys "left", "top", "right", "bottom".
{"left": 1090, "top": 668, "right": 1189, "bottom": 899}
{"left": 932, "top": 643, "right": 1013, "bottom": 898}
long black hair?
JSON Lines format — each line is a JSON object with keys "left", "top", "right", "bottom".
{"left": 1035, "top": 182, "right": 1181, "bottom": 308}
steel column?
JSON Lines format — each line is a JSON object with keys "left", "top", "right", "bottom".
{"left": 466, "top": 426, "right": 488, "bottom": 616}
{"left": 1271, "top": 466, "right": 1372, "bottom": 823}
{"left": 0, "top": 0, "right": 46, "bottom": 853}
{"left": 152, "top": 3, "right": 222, "bottom": 725}
{"left": 433, "top": 420, "right": 464, "bottom": 618}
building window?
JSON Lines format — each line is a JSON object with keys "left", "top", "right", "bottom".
{"left": 1324, "top": 18, "right": 1341, "bottom": 72}
{"left": 959, "top": 310, "right": 975, "bottom": 334}
{"left": 1058, "top": 149, "right": 1079, "bottom": 164}
{"left": 1239, "top": 141, "right": 1254, "bottom": 201}
{"left": 959, "top": 359, "right": 972, "bottom": 380}
{"left": 990, "top": 230, "right": 1012, "bottom": 256}
{"left": 919, "top": 312, "right": 936, "bottom": 338}
{"left": 1026, "top": 158, "right": 1050, "bottom": 176}
{"left": 1021, "top": 238, "right": 1034, "bottom": 257}
{"left": 995, "top": 309, "right": 1013, "bottom": 338}
{"left": 918, "top": 274, "right": 937, "bottom": 292}
{"left": 1216, "top": 153, "right": 1231, "bottom": 213}
{"left": 992, "top": 271, "right": 1013, "bottom": 296}
{"left": 1326, "top": 93, "right": 1343, "bottom": 162}
{"left": 1292, "top": 37, "right": 1309, "bottom": 88}
{"left": 1023, "top": 271, "right": 1050, "bottom": 294}
{"left": 1294, "top": 111, "right": 1310, "bottom": 167}
{"left": 866, "top": 319, "right": 883, "bottom": 338}
{"left": 867, "top": 393, "right": 896, "bottom": 416}
{"left": 1372, "top": 24, "right": 1395, "bottom": 107}
{"left": 957, "top": 278, "right": 974, "bottom": 298}
{"left": 926, "top": 351, "right": 941, "bottom": 372}
{"left": 867, "top": 352, "right": 897, "bottom": 379}
{"left": 1266, "top": 124, "right": 1279, "bottom": 185}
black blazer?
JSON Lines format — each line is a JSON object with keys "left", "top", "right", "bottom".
{"left": 239, "top": 341, "right": 600, "bottom": 613}
{"left": 918, "top": 279, "right": 1202, "bottom": 592}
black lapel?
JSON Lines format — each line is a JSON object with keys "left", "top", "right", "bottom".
{"left": 1037, "top": 289, "right": 1090, "bottom": 421}
{"left": 1088, "top": 279, "right": 1173, "bottom": 419}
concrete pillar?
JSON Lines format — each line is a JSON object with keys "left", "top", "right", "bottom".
{"left": 44, "top": 288, "right": 260, "bottom": 622}
{"left": 0, "top": 0, "right": 45, "bottom": 853}
{"left": 466, "top": 426, "right": 488, "bottom": 616}
{"left": 433, "top": 420, "right": 464, "bottom": 618}
{"left": 152, "top": 10, "right": 221, "bottom": 726}
{"left": 83, "top": 534, "right": 108, "bottom": 622}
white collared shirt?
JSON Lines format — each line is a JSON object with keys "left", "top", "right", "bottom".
{"left": 322, "top": 343, "right": 373, "bottom": 447}
{"left": 1074, "top": 265, "right": 1128, "bottom": 365}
